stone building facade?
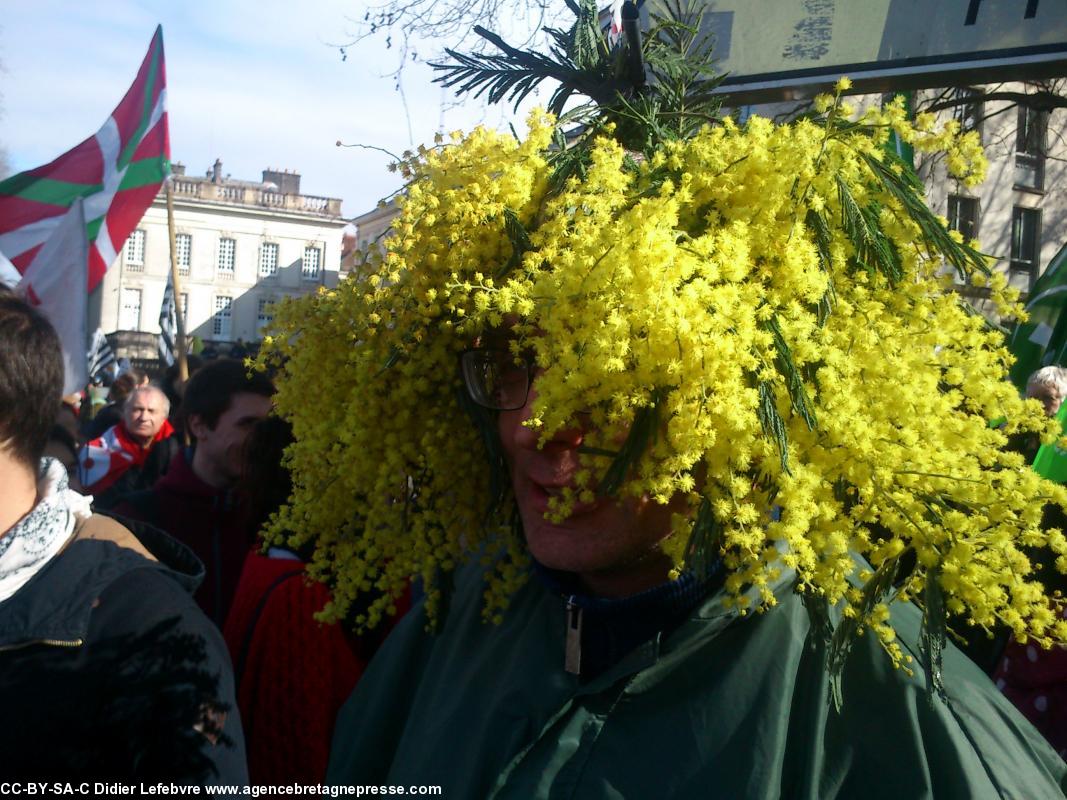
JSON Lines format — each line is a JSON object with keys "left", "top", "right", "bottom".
{"left": 92, "top": 161, "right": 347, "bottom": 349}
{"left": 917, "top": 85, "right": 1066, "bottom": 303}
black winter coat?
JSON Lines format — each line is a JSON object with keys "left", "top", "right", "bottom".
{"left": 0, "top": 514, "right": 248, "bottom": 783}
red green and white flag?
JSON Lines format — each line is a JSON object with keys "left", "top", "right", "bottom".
{"left": 0, "top": 25, "right": 170, "bottom": 291}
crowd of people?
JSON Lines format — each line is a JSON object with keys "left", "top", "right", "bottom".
{"left": 4, "top": 290, "right": 1067, "bottom": 797}
{"left": 0, "top": 290, "right": 380, "bottom": 785}
{"left": 2, "top": 283, "right": 1067, "bottom": 794}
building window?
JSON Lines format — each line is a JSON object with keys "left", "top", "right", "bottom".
{"left": 302, "top": 246, "right": 321, "bottom": 280}
{"left": 257, "top": 297, "right": 275, "bottom": 333}
{"left": 120, "top": 288, "right": 142, "bottom": 330}
{"left": 947, "top": 195, "right": 979, "bottom": 242}
{"left": 213, "top": 295, "right": 233, "bottom": 338}
{"left": 950, "top": 87, "right": 983, "bottom": 139}
{"left": 1010, "top": 206, "right": 1041, "bottom": 287}
{"left": 217, "top": 237, "right": 236, "bottom": 277}
{"left": 259, "top": 242, "right": 279, "bottom": 277}
{"left": 1015, "top": 106, "right": 1047, "bottom": 191}
{"left": 176, "top": 233, "right": 192, "bottom": 276}
{"left": 179, "top": 292, "right": 189, "bottom": 330}
{"left": 124, "top": 229, "right": 145, "bottom": 271}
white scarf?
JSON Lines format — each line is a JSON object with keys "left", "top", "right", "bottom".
{"left": 0, "top": 458, "right": 94, "bottom": 603}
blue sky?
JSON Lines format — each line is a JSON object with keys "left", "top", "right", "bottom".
{"left": 0, "top": 1, "right": 547, "bottom": 217}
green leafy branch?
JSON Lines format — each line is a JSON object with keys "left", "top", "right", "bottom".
{"left": 836, "top": 175, "right": 903, "bottom": 286}
{"left": 861, "top": 152, "right": 989, "bottom": 281}
{"left": 431, "top": 0, "right": 617, "bottom": 116}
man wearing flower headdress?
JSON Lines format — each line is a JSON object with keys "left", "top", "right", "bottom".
{"left": 325, "top": 336, "right": 1067, "bottom": 798}
{"left": 257, "top": 3, "right": 1067, "bottom": 796}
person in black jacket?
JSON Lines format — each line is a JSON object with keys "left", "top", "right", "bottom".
{"left": 0, "top": 290, "right": 248, "bottom": 783}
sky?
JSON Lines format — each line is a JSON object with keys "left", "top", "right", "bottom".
{"left": 0, "top": 1, "right": 550, "bottom": 217}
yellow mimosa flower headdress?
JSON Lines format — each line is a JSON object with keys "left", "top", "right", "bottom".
{"left": 259, "top": 0, "right": 1066, "bottom": 697}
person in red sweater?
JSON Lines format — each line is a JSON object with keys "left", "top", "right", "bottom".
{"left": 114, "top": 359, "right": 273, "bottom": 626}
{"left": 223, "top": 417, "right": 406, "bottom": 784}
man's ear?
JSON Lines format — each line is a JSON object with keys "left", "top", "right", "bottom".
{"left": 187, "top": 413, "right": 209, "bottom": 441}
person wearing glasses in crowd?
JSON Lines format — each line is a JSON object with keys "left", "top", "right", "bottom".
{"left": 323, "top": 319, "right": 1067, "bottom": 796}
{"left": 252, "top": 11, "right": 1067, "bottom": 795}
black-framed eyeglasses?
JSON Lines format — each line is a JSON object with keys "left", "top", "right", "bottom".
{"left": 460, "top": 348, "right": 533, "bottom": 411}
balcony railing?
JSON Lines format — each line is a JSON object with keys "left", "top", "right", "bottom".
{"left": 167, "top": 180, "right": 342, "bottom": 216}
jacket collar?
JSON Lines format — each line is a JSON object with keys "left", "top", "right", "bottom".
{"left": 0, "top": 458, "right": 92, "bottom": 603}
{"left": 532, "top": 560, "right": 725, "bottom": 682}
{"left": 0, "top": 516, "right": 204, "bottom": 650}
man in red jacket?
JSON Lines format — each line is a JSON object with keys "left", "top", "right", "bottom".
{"left": 115, "top": 359, "right": 273, "bottom": 626}
{"left": 78, "top": 384, "right": 177, "bottom": 509}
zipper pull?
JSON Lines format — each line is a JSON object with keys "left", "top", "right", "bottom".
{"left": 565, "top": 596, "right": 582, "bottom": 675}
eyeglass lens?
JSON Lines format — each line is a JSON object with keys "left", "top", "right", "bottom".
{"left": 462, "top": 350, "right": 530, "bottom": 410}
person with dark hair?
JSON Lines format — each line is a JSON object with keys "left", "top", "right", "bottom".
{"left": 0, "top": 292, "right": 64, "bottom": 466}
{"left": 0, "top": 292, "right": 247, "bottom": 782}
{"left": 114, "top": 358, "right": 273, "bottom": 625}
{"left": 78, "top": 384, "right": 178, "bottom": 509}
{"left": 222, "top": 417, "right": 398, "bottom": 783}
{"left": 161, "top": 353, "right": 204, "bottom": 439}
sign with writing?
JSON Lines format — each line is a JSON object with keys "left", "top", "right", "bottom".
{"left": 640, "top": 0, "right": 1067, "bottom": 103}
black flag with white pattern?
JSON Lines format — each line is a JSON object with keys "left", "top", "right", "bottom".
{"left": 87, "top": 327, "right": 117, "bottom": 383}
{"left": 158, "top": 271, "right": 177, "bottom": 366}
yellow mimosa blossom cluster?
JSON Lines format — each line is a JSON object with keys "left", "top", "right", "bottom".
{"left": 259, "top": 98, "right": 1067, "bottom": 662}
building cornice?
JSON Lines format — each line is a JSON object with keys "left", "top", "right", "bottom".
{"left": 148, "top": 195, "right": 348, "bottom": 227}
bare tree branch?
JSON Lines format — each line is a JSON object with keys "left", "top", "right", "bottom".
{"left": 921, "top": 89, "right": 1067, "bottom": 115}
{"left": 333, "top": 0, "right": 563, "bottom": 71}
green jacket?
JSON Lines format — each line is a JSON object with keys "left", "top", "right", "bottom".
{"left": 328, "top": 566, "right": 1067, "bottom": 799}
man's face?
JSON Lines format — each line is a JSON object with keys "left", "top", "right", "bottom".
{"left": 1029, "top": 386, "right": 1065, "bottom": 418}
{"left": 190, "top": 393, "right": 273, "bottom": 487}
{"left": 497, "top": 379, "right": 680, "bottom": 598}
{"left": 124, "top": 389, "right": 168, "bottom": 446}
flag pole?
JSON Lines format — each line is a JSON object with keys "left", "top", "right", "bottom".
{"left": 165, "top": 179, "right": 189, "bottom": 384}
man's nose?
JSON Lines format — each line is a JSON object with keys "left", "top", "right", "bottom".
{"left": 512, "top": 382, "right": 586, "bottom": 452}
{"left": 543, "top": 423, "right": 585, "bottom": 452}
